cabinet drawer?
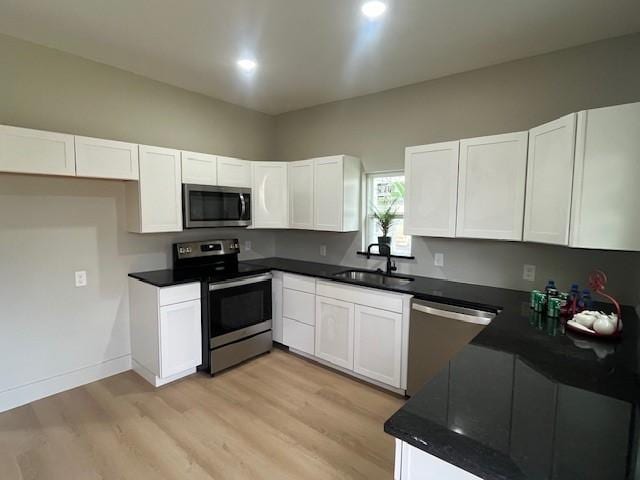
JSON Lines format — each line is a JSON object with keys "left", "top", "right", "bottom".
{"left": 316, "top": 280, "right": 404, "bottom": 313}
{"left": 283, "top": 317, "right": 315, "bottom": 355}
{"left": 159, "top": 282, "right": 201, "bottom": 306}
{"left": 283, "top": 273, "right": 316, "bottom": 294}
{"left": 283, "top": 288, "right": 315, "bottom": 326}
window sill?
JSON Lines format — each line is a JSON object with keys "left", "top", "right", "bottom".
{"left": 356, "top": 251, "right": 415, "bottom": 260}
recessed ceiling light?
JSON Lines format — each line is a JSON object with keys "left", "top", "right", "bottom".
{"left": 237, "top": 59, "right": 257, "bottom": 73}
{"left": 361, "top": 1, "right": 387, "bottom": 19}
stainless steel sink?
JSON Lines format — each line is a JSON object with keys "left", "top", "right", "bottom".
{"left": 333, "top": 269, "right": 415, "bottom": 286}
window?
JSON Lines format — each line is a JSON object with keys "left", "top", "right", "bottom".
{"left": 365, "top": 172, "right": 411, "bottom": 256}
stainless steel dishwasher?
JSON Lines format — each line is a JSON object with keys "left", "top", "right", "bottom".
{"left": 407, "top": 299, "right": 496, "bottom": 396}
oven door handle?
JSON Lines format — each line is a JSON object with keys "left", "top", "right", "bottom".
{"left": 239, "top": 193, "right": 247, "bottom": 219}
{"left": 209, "top": 273, "right": 272, "bottom": 291}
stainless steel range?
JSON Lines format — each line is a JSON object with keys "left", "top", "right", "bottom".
{"left": 173, "top": 239, "right": 272, "bottom": 374}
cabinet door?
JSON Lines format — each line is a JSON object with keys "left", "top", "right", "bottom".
{"left": 217, "top": 156, "right": 251, "bottom": 187}
{"left": 524, "top": 114, "right": 576, "bottom": 245}
{"left": 570, "top": 102, "right": 640, "bottom": 251}
{"left": 315, "top": 296, "right": 354, "bottom": 370}
{"left": 288, "top": 159, "right": 315, "bottom": 229}
{"left": 0, "top": 125, "right": 75, "bottom": 176}
{"left": 405, "top": 141, "right": 459, "bottom": 237}
{"left": 137, "top": 145, "right": 183, "bottom": 232}
{"left": 457, "top": 132, "right": 528, "bottom": 240}
{"left": 181, "top": 150, "right": 217, "bottom": 185}
{"left": 75, "top": 135, "right": 139, "bottom": 180}
{"left": 354, "top": 305, "right": 402, "bottom": 387}
{"left": 251, "top": 161, "right": 288, "bottom": 228}
{"left": 314, "top": 156, "right": 344, "bottom": 231}
{"left": 159, "top": 299, "right": 202, "bottom": 378}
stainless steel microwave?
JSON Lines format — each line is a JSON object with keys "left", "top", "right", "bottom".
{"left": 183, "top": 184, "right": 251, "bottom": 228}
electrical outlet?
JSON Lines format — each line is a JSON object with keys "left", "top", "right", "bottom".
{"left": 244, "top": 240, "right": 252, "bottom": 252}
{"left": 523, "top": 264, "right": 536, "bottom": 282}
{"left": 320, "top": 245, "right": 327, "bottom": 257}
{"left": 434, "top": 253, "right": 444, "bottom": 267}
{"left": 75, "top": 270, "right": 87, "bottom": 287}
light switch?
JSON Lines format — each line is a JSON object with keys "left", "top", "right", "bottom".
{"left": 320, "top": 245, "right": 327, "bottom": 257}
{"left": 523, "top": 264, "right": 536, "bottom": 282}
{"left": 244, "top": 240, "right": 252, "bottom": 251}
{"left": 75, "top": 270, "right": 87, "bottom": 287}
{"left": 434, "top": 253, "right": 444, "bottom": 267}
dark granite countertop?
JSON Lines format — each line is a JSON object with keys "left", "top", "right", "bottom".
{"left": 128, "top": 262, "right": 272, "bottom": 287}
{"left": 129, "top": 257, "right": 640, "bottom": 479}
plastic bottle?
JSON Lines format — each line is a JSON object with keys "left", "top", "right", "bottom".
{"left": 580, "top": 289, "right": 593, "bottom": 310}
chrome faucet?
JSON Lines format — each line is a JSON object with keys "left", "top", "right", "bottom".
{"left": 366, "top": 243, "right": 397, "bottom": 276}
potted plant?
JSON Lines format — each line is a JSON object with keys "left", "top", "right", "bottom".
{"left": 371, "top": 199, "right": 398, "bottom": 246}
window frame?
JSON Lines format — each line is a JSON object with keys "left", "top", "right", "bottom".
{"left": 363, "top": 170, "right": 412, "bottom": 256}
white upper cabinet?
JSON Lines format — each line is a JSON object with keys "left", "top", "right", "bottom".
{"left": 126, "top": 145, "right": 183, "bottom": 233}
{"left": 524, "top": 114, "right": 577, "bottom": 245}
{"left": 74, "top": 136, "right": 139, "bottom": 180}
{"left": 288, "top": 159, "right": 315, "bottom": 229}
{"left": 405, "top": 141, "right": 459, "bottom": 237}
{"left": 217, "top": 155, "right": 251, "bottom": 187}
{"left": 251, "top": 161, "right": 288, "bottom": 228}
{"left": 456, "top": 132, "right": 529, "bottom": 240}
{"left": 313, "top": 155, "right": 361, "bottom": 232}
{"left": 315, "top": 295, "right": 355, "bottom": 370}
{"left": 354, "top": 305, "right": 403, "bottom": 388}
{"left": 570, "top": 102, "right": 640, "bottom": 251}
{"left": 181, "top": 150, "right": 217, "bottom": 185}
{"left": 0, "top": 125, "right": 75, "bottom": 176}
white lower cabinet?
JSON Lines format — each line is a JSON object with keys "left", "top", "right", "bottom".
{"left": 159, "top": 300, "right": 202, "bottom": 378}
{"left": 354, "top": 305, "right": 403, "bottom": 388}
{"left": 283, "top": 317, "right": 315, "bottom": 355}
{"left": 315, "top": 296, "right": 355, "bottom": 370}
{"left": 129, "top": 279, "right": 201, "bottom": 387}
{"left": 395, "top": 440, "right": 481, "bottom": 480}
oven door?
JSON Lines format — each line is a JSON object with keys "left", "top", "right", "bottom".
{"left": 184, "top": 184, "right": 251, "bottom": 228}
{"left": 209, "top": 274, "right": 272, "bottom": 348}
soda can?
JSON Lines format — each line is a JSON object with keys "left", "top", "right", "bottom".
{"left": 547, "top": 297, "right": 561, "bottom": 318}
{"left": 534, "top": 292, "right": 546, "bottom": 312}
{"left": 558, "top": 293, "right": 569, "bottom": 308}
{"left": 530, "top": 290, "right": 542, "bottom": 308}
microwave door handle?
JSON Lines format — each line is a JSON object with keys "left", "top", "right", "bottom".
{"left": 239, "top": 193, "right": 246, "bottom": 218}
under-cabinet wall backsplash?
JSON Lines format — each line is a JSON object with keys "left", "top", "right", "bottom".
{"left": 272, "top": 230, "right": 640, "bottom": 306}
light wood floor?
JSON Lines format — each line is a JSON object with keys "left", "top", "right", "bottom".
{"left": 0, "top": 349, "right": 404, "bottom": 480}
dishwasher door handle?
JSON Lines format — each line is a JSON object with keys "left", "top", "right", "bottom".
{"left": 411, "top": 303, "right": 494, "bottom": 326}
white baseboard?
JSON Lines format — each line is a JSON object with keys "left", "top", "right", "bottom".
{"left": 132, "top": 359, "right": 196, "bottom": 387}
{"left": 289, "top": 348, "right": 406, "bottom": 396}
{"left": 0, "top": 355, "right": 131, "bottom": 413}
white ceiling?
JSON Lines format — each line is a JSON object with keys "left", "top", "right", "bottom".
{"left": 1, "top": 0, "right": 639, "bottom": 115}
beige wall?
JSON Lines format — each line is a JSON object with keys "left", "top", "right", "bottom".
{"left": 273, "top": 33, "right": 640, "bottom": 305}
{"left": 0, "top": 34, "right": 276, "bottom": 410}
{"left": 0, "top": 33, "right": 275, "bottom": 159}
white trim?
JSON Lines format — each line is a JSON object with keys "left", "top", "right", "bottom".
{"left": 290, "top": 347, "right": 406, "bottom": 395}
{"left": 132, "top": 359, "right": 196, "bottom": 387}
{"left": 0, "top": 355, "right": 131, "bottom": 413}
{"left": 364, "top": 171, "right": 411, "bottom": 255}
